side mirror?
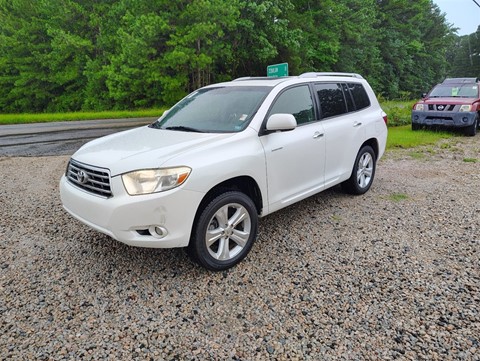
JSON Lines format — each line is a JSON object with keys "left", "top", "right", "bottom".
{"left": 421, "top": 93, "right": 427, "bottom": 99}
{"left": 266, "top": 113, "right": 297, "bottom": 131}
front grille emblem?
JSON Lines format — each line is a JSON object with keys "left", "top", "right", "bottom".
{"left": 67, "top": 159, "right": 112, "bottom": 197}
{"left": 77, "top": 170, "right": 89, "bottom": 184}
{"left": 437, "top": 105, "right": 445, "bottom": 111}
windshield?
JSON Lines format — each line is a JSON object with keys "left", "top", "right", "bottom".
{"left": 429, "top": 84, "right": 479, "bottom": 98}
{"left": 152, "top": 86, "right": 271, "bottom": 133}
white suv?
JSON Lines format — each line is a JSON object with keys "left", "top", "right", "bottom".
{"left": 60, "top": 72, "right": 388, "bottom": 270}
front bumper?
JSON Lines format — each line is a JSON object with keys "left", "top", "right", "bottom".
{"left": 411, "top": 110, "right": 477, "bottom": 128}
{"left": 60, "top": 175, "right": 204, "bottom": 248}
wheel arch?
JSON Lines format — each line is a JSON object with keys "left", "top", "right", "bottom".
{"left": 361, "top": 138, "right": 379, "bottom": 160}
{"left": 188, "top": 176, "right": 263, "bottom": 242}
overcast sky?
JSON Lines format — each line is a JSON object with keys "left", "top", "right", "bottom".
{"left": 434, "top": 0, "right": 480, "bottom": 35}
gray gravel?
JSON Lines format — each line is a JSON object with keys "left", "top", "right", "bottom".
{"left": 1, "top": 137, "right": 479, "bottom": 360}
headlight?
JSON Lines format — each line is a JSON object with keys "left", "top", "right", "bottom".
{"left": 122, "top": 166, "right": 191, "bottom": 195}
{"left": 459, "top": 105, "right": 472, "bottom": 112}
{"left": 414, "top": 104, "right": 424, "bottom": 111}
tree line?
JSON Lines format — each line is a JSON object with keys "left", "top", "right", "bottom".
{"left": 0, "top": 0, "right": 476, "bottom": 113}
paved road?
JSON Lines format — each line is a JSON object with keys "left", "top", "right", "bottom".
{"left": 0, "top": 117, "right": 157, "bottom": 156}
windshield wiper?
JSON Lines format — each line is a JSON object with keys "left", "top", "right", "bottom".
{"left": 149, "top": 121, "right": 161, "bottom": 129}
{"left": 164, "top": 126, "right": 204, "bottom": 133}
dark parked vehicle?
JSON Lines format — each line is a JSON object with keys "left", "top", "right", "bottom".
{"left": 411, "top": 78, "right": 480, "bottom": 136}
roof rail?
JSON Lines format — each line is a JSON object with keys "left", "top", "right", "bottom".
{"left": 442, "top": 77, "right": 479, "bottom": 84}
{"left": 299, "top": 72, "right": 364, "bottom": 79}
{"left": 233, "top": 76, "right": 289, "bottom": 81}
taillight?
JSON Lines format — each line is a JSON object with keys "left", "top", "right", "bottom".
{"left": 383, "top": 115, "right": 388, "bottom": 124}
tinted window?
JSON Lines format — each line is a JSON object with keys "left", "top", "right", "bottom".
{"left": 269, "top": 85, "right": 314, "bottom": 125}
{"left": 342, "top": 83, "right": 354, "bottom": 111}
{"left": 315, "top": 83, "right": 347, "bottom": 118}
{"left": 348, "top": 83, "right": 370, "bottom": 110}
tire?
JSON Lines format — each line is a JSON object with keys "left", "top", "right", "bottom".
{"left": 464, "top": 115, "right": 478, "bottom": 137}
{"left": 188, "top": 191, "right": 258, "bottom": 271}
{"left": 342, "top": 145, "right": 376, "bottom": 195}
{"left": 412, "top": 123, "right": 421, "bottom": 131}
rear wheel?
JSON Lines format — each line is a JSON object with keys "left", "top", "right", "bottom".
{"left": 465, "top": 115, "right": 478, "bottom": 136}
{"left": 342, "top": 145, "right": 376, "bottom": 195}
{"left": 188, "top": 191, "right": 258, "bottom": 271}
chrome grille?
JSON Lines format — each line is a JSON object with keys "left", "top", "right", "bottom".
{"left": 66, "top": 159, "right": 112, "bottom": 198}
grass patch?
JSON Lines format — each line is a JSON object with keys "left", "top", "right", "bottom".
{"left": 0, "top": 102, "right": 461, "bottom": 153}
{"left": 389, "top": 193, "right": 409, "bottom": 202}
{"left": 381, "top": 100, "right": 415, "bottom": 127}
{"left": 463, "top": 158, "right": 478, "bottom": 163}
{"left": 331, "top": 215, "right": 342, "bottom": 223}
{"left": 0, "top": 109, "right": 166, "bottom": 125}
{"left": 1, "top": 100, "right": 412, "bottom": 125}
{"left": 386, "top": 125, "right": 455, "bottom": 149}
{"left": 408, "top": 151, "right": 426, "bottom": 159}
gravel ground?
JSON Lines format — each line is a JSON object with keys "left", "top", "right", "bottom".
{"left": 1, "top": 137, "right": 479, "bottom": 360}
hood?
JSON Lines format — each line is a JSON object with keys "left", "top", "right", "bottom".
{"left": 72, "top": 126, "right": 232, "bottom": 175}
{"left": 424, "top": 97, "right": 477, "bottom": 105}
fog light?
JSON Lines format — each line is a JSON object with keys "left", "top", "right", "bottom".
{"left": 463, "top": 117, "right": 468, "bottom": 123}
{"left": 414, "top": 115, "right": 419, "bottom": 121}
{"left": 148, "top": 225, "right": 168, "bottom": 238}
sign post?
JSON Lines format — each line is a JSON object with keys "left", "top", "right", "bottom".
{"left": 267, "top": 63, "right": 289, "bottom": 77}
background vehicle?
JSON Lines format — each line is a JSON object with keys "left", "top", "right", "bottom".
{"left": 411, "top": 77, "right": 480, "bottom": 136}
{"left": 60, "top": 73, "right": 388, "bottom": 271}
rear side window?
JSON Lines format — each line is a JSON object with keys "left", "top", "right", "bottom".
{"left": 348, "top": 83, "right": 370, "bottom": 110}
{"left": 315, "top": 83, "right": 347, "bottom": 119}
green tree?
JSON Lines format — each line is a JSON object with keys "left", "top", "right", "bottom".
{"left": 374, "top": 0, "right": 454, "bottom": 98}
{"left": 228, "top": 0, "right": 299, "bottom": 76}
{"left": 160, "top": 0, "right": 240, "bottom": 103}
{"left": 0, "top": 0, "right": 459, "bottom": 113}
{"left": 287, "top": 0, "right": 343, "bottom": 73}
{"left": 0, "top": 0, "right": 95, "bottom": 112}
{"left": 103, "top": 10, "right": 170, "bottom": 108}
{"left": 332, "top": 0, "right": 383, "bottom": 91}
{"left": 448, "top": 27, "right": 480, "bottom": 78}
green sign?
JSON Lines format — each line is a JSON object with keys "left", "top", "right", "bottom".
{"left": 267, "top": 63, "right": 288, "bottom": 77}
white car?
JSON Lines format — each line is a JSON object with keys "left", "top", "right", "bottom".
{"left": 60, "top": 72, "right": 388, "bottom": 270}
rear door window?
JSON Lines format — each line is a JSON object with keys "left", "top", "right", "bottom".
{"left": 315, "top": 83, "right": 347, "bottom": 119}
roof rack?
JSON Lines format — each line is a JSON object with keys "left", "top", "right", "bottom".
{"left": 442, "top": 77, "right": 479, "bottom": 84}
{"left": 299, "top": 72, "right": 364, "bottom": 79}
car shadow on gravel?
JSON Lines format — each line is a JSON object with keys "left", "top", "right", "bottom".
{"left": 49, "top": 185, "right": 351, "bottom": 281}
{"left": 46, "top": 220, "right": 200, "bottom": 278}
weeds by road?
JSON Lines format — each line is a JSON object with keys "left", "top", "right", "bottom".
{"left": 0, "top": 108, "right": 166, "bottom": 125}
{"left": 1, "top": 101, "right": 466, "bottom": 152}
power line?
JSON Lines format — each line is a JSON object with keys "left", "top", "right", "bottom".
{"left": 472, "top": 0, "right": 480, "bottom": 8}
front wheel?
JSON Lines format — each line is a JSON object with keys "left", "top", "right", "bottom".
{"left": 342, "top": 145, "right": 376, "bottom": 195}
{"left": 465, "top": 115, "right": 478, "bottom": 137}
{"left": 188, "top": 191, "right": 258, "bottom": 271}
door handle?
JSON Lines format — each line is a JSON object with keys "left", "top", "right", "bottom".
{"left": 313, "top": 131, "right": 324, "bottom": 139}
{"left": 353, "top": 121, "right": 362, "bottom": 127}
